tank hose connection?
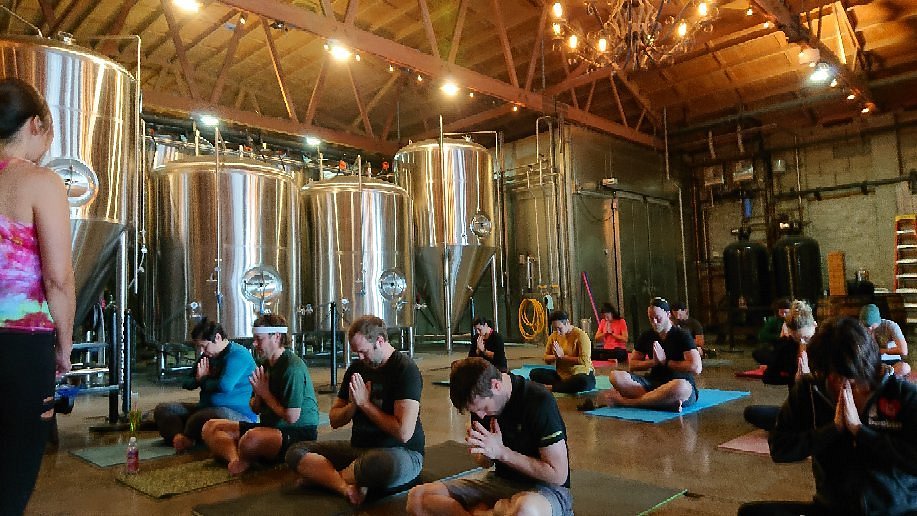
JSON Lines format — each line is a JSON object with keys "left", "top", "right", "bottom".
{"left": 518, "top": 298, "right": 547, "bottom": 341}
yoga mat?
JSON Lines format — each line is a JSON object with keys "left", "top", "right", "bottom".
{"left": 510, "top": 363, "right": 554, "bottom": 377}
{"left": 717, "top": 429, "right": 770, "bottom": 456}
{"left": 552, "top": 375, "right": 612, "bottom": 397}
{"left": 71, "top": 437, "right": 175, "bottom": 467}
{"left": 191, "top": 440, "right": 481, "bottom": 516}
{"left": 585, "top": 389, "right": 750, "bottom": 423}
{"left": 735, "top": 366, "right": 766, "bottom": 379}
{"left": 117, "top": 459, "right": 234, "bottom": 498}
{"left": 571, "top": 470, "right": 686, "bottom": 516}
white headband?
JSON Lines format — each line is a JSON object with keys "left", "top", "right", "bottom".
{"left": 252, "top": 326, "right": 288, "bottom": 334}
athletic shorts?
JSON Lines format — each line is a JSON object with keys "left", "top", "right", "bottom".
{"left": 238, "top": 421, "right": 317, "bottom": 460}
{"left": 628, "top": 373, "right": 699, "bottom": 407}
{"left": 444, "top": 472, "right": 573, "bottom": 516}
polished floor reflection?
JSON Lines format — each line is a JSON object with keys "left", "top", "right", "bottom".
{"left": 27, "top": 344, "right": 812, "bottom": 515}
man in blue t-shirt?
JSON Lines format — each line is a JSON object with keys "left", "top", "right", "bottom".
{"left": 407, "top": 357, "right": 573, "bottom": 516}
{"left": 602, "top": 298, "right": 702, "bottom": 411}
{"left": 286, "top": 315, "right": 425, "bottom": 505}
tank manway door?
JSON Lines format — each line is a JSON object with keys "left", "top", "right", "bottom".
{"left": 47, "top": 158, "right": 98, "bottom": 207}
{"left": 379, "top": 269, "right": 408, "bottom": 302}
{"left": 241, "top": 266, "right": 284, "bottom": 314}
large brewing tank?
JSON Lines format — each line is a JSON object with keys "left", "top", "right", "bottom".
{"left": 0, "top": 36, "right": 138, "bottom": 325}
{"left": 300, "top": 176, "right": 413, "bottom": 331}
{"left": 393, "top": 138, "right": 497, "bottom": 332}
{"left": 723, "top": 239, "right": 772, "bottom": 309}
{"left": 152, "top": 157, "right": 298, "bottom": 341}
{"left": 773, "top": 235, "right": 823, "bottom": 305}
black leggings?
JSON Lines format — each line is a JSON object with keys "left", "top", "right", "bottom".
{"left": 529, "top": 368, "right": 596, "bottom": 393}
{"left": 0, "top": 331, "right": 55, "bottom": 516}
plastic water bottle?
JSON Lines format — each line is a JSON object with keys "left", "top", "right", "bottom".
{"left": 125, "top": 436, "right": 139, "bottom": 474}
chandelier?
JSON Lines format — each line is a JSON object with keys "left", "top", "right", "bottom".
{"left": 549, "top": 1, "right": 720, "bottom": 71}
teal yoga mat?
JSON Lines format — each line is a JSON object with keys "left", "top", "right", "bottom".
{"left": 71, "top": 437, "right": 175, "bottom": 467}
{"left": 585, "top": 389, "right": 750, "bottom": 423}
{"left": 512, "top": 364, "right": 611, "bottom": 397}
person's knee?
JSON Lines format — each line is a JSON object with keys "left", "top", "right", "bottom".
{"left": 508, "top": 493, "right": 552, "bottom": 516}
{"left": 406, "top": 484, "right": 428, "bottom": 514}
{"left": 284, "top": 443, "right": 312, "bottom": 471}
{"left": 355, "top": 450, "right": 399, "bottom": 488}
{"left": 200, "top": 419, "right": 220, "bottom": 442}
{"left": 609, "top": 370, "right": 629, "bottom": 385}
{"left": 673, "top": 380, "right": 693, "bottom": 401}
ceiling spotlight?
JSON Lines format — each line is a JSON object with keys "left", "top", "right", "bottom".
{"left": 698, "top": 2, "right": 709, "bottom": 17}
{"left": 173, "top": 0, "right": 201, "bottom": 13}
{"left": 677, "top": 22, "right": 688, "bottom": 38}
{"left": 196, "top": 113, "right": 220, "bottom": 127}
{"left": 417, "top": 74, "right": 423, "bottom": 82}
{"left": 239, "top": 14, "right": 246, "bottom": 25}
{"left": 305, "top": 136, "right": 321, "bottom": 146}
{"left": 597, "top": 37, "right": 608, "bottom": 52}
{"left": 328, "top": 42, "right": 352, "bottom": 61}
{"left": 567, "top": 34, "right": 578, "bottom": 49}
{"left": 354, "top": 53, "right": 361, "bottom": 62}
{"left": 746, "top": 6, "right": 753, "bottom": 15}
{"left": 468, "top": 91, "right": 474, "bottom": 98}
{"left": 388, "top": 64, "right": 395, "bottom": 72}
{"left": 847, "top": 93, "right": 856, "bottom": 100}
{"left": 512, "top": 105, "right": 519, "bottom": 112}
{"left": 861, "top": 106, "right": 870, "bottom": 114}
{"left": 763, "top": 20, "right": 772, "bottom": 28}
{"left": 830, "top": 78, "right": 838, "bottom": 88}
{"left": 808, "top": 62, "right": 832, "bottom": 83}
{"left": 552, "top": 23, "right": 563, "bottom": 36}
{"left": 551, "top": 2, "right": 564, "bottom": 19}
{"left": 440, "top": 81, "right": 460, "bottom": 96}
{"left": 269, "top": 20, "right": 286, "bottom": 30}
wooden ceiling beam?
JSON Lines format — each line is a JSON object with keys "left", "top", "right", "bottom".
{"left": 614, "top": 72, "right": 659, "bottom": 129}
{"left": 161, "top": 0, "right": 201, "bottom": 99}
{"left": 418, "top": 0, "right": 440, "bottom": 59}
{"left": 305, "top": 56, "right": 327, "bottom": 126}
{"left": 491, "top": 0, "right": 519, "bottom": 88}
{"left": 447, "top": 0, "right": 468, "bottom": 65}
{"left": 346, "top": 63, "right": 373, "bottom": 137}
{"left": 351, "top": 72, "right": 401, "bottom": 129}
{"left": 609, "top": 76, "right": 628, "bottom": 128}
{"left": 344, "top": 0, "right": 359, "bottom": 25}
{"left": 584, "top": 81, "right": 597, "bottom": 113}
{"left": 36, "top": 0, "right": 55, "bottom": 33}
{"left": 97, "top": 0, "right": 140, "bottom": 55}
{"left": 221, "top": 0, "right": 661, "bottom": 148}
{"left": 320, "top": 0, "right": 335, "bottom": 19}
{"left": 53, "top": 0, "right": 100, "bottom": 36}
{"left": 261, "top": 22, "right": 299, "bottom": 122}
{"left": 210, "top": 14, "right": 250, "bottom": 104}
{"left": 754, "top": 0, "right": 873, "bottom": 105}
{"left": 524, "top": 4, "right": 549, "bottom": 92}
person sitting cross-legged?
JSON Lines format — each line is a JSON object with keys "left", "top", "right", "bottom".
{"left": 201, "top": 314, "right": 319, "bottom": 475}
{"left": 598, "top": 297, "right": 702, "bottom": 411}
{"left": 407, "top": 357, "right": 573, "bottom": 516}
{"left": 529, "top": 310, "right": 595, "bottom": 393}
{"left": 285, "top": 315, "right": 425, "bottom": 506}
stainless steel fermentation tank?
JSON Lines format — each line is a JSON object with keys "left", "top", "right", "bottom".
{"left": 0, "top": 36, "right": 138, "bottom": 325}
{"left": 393, "top": 139, "right": 497, "bottom": 338}
{"left": 152, "top": 157, "right": 298, "bottom": 341}
{"left": 299, "top": 175, "right": 414, "bottom": 332}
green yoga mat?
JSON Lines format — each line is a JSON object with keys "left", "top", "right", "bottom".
{"left": 192, "top": 440, "right": 481, "bottom": 516}
{"left": 117, "top": 459, "right": 234, "bottom": 498}
{"left": 571, "top": 470, "right": 686, "bottom": 515}
{"left": 71, "top": 437, "right": 176, "bottom": 468}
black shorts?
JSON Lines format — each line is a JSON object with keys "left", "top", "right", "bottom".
{"left": 238, "top": 421, "right": 318, "bottom": 459}
{"left": 628, "top": 373, "right": 699, "bottom": 407}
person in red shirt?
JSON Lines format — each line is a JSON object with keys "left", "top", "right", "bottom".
{"left": 594, "top": 303, "right": 628, "bottom": 363}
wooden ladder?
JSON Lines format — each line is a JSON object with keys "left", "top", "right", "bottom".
{"left": 894, "top": 215, "right": 917, "bottom": 327}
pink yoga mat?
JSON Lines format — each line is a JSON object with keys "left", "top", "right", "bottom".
{"left": 717, "top": 429, "right": 770, "bottom": 456}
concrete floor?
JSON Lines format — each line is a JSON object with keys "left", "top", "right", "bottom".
{"left": 26, "top": 343, "right": 814, "bottom": 515}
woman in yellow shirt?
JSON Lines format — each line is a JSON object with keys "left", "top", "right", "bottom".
{"left": 529, "top": 310, "right": 595, "bottom": 393}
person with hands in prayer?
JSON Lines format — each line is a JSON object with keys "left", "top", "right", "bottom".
{"left": 285, "top": 315, "right": 425, "bottom": 506}
{"left": 468, "top": 316, "right": 507, "bottom": 372}
{"left": 201, "top": 314, "right": 319, "bottom": 475}
{"left": 529, "top": 310, "right": 595, "bottom": 393}
{"left": 739, "top": 317, "right": 917, "bottom": 516}
{"left": 407, "top": 357, "right": 573, "bottom": 516}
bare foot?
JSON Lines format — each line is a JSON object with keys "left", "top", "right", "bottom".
{"left": 344, "top": 484, "right": 368, "bottom": 505}
{"left": 293, "top": 476, "right": 313, "bottom": 490}
{"left": 227, "top": 459, "right": 250, "bottom": 476}
{"left": 602, "top": 389, "right": 627, "bottom": 406}
{"left": 172, "top": 434, "right": 194, "bottom": 452}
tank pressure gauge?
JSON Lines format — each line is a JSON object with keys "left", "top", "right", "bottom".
{"left": 241, "top": 266, "right": 283, "bottom": 303}
{"left": 469, "top": 212, "right": 492, "bottom": 238}
{"left": 379, "top": 269, "right": 407, "bottom": 301}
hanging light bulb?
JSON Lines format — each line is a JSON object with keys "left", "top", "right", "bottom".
{"left": 417, "top": 74, "right": 423, "bottom": 82}
{"left": 552, "top": 2, "right": 564, "bottom": 19}
{"left": 468, "top": 91, "right": 474, "bottom": 98}
{"left": 847, "top": 93, "right": 856, "bottom": 100}
{"left": 568, "top": 34, "right": 578, "bottom": 49}
{"left": 861, "top": 106, "right": 870, "bottom": 114}
{"left": 829, "top": 78, "right": 838, "bottom": 88}
{"left": 552, "top": 23, "right": 563, "bottom": 36}
{"left": 763, "top": 20, "right": 772, "bottom": 28}
{"left": 746, "top": 6, "right": 753, "bottom": 16}
{"left": 698, "top": 2, "right": 708, "bottom": 17}
{"left": 677, "top": 22, "right": 688, "bottom": 38}
{"left": 597, "top": 38, "right": 608, "bottom": 52}
{"left": 512, "top": 105, "right": 520, "bottom": 112}
{"left": 388, "top": 64, "right": 395, "bottom": 72}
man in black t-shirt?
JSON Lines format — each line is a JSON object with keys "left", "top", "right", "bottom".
{"left": 602, "top": 298, "right": 702, "bottom": 411}
{"left": 671, "top": 301, "right": 705, "bottom": 353}
{"left": 407, "top": 358, "right": 573, "bottom": 516}
{"left": 468, "top": 316, "right": 507, "bottom": 372}
{"left": 286, "top": 315, "right": 424, "bottom": 505}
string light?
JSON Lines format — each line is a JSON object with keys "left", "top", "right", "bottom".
{"left": 698, "top": 2, "right": 708, "bottom": 17}
{"left": 677, "top": 22, "right": 688, "bottom": 38}
{"left": 568, "top": 34, "right": 578, "bottom": 49}
{"left": 597, "top": 38, "right": 608, "bottom": 52}
{"left": 552, "top": 2, "right": 564, "bottom": 18}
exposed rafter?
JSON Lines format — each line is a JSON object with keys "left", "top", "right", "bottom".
{"left": 220, "top": 0, "right": 661, "bottom": 148}
{"left": 418, "top": 0, "right": 440, "bottom": 59}
{"left": 144, "top": 90, "right": 398, "bottom": 154}
{"left": 447, "top": 0, "right": 468, "bottom": 65}
{"left": 346, "top": 63, "right": 374, "bottom": 137}
{"left": 305, "top": 56, "right": 327, "bottom": 126}
{"left": 160, "top": 0, "right": 200, "bottom": 99}
{"left": 524, "top": 4, "right": 549, "bottom": 92}
{"left": 96, "top": 0, "right": 140, "bottom": 55}
{"left": 491, "top": 0, "right": 519, "bottom": 88}
{"left": 210, "top": 14, "right": 250, "bottom": 104}
{"left": 262, "top": 22, "right": 299, "bottom": 123}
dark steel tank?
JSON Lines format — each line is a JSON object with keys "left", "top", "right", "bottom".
{"left": 773, "top": 235, "right": 822, "bottom": 306}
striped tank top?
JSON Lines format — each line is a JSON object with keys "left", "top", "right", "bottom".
{"left": 0, "top": 159, "right": 55, "bottom": 331}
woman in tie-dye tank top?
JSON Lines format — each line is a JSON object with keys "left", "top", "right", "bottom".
{"left": 0, "top": 78, "right": 75, "bottom": 515}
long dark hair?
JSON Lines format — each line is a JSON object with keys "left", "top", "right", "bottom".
{"left": 0, "top": 78, "right": 51, "bottom": 142}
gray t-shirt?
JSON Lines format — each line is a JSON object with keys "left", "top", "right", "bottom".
{"left": 873, "top": 319, "right": 905, "bottom": 350}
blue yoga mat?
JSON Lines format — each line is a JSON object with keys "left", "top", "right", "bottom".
{"left": 585, "top": 389, "right": 750, "bottom": 423}
{"left": 511, "top": 363, "right": 553, "bottom": 377}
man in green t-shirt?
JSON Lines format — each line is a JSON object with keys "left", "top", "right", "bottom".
{"left": 202, "top": 314, "right": 319, "bottom": 475}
